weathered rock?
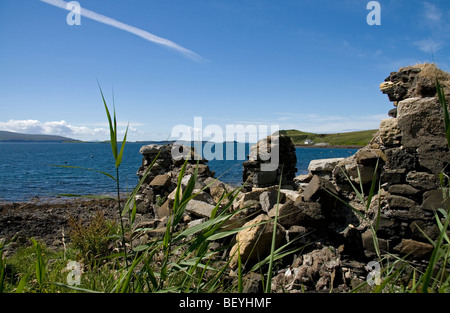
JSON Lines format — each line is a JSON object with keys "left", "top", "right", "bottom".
{"left": 259, "top": 190, "right": 278, "bottom": 213}
{"left": 285, "top": 225, "right": 309, "bottom": 244}
{"left": 380, "top": 169, "right": 406, "bottom": 185}
{"left": 149, "top": 174, "right": 171, "bottom": 189}
{"left": 302, "top": 175, "right": 338, "bottom": 204}
{"left": 242, "top": 272, "right": 264, "bottom": 293}
{"left": 388, "top": 108, "right": 397, "bottom": 118}
{"left": 397, "top": 97, "right": 450, "bottom": 174}
{"left": 243, "top": 134, "right": 297, "bottom": 190}
{"left": 406, "top": 171, "right": 437, "bottom": 191}
{"left": 421, "top": 189, "right": 450, "bottom": 212}
{"left": 387, "top": 194, "right": 418, "bottom": 210}
{"left": 388, "top": 184, "right": 420, "bottom": 199}
{"left": 308, "top": 158, "right": 344, "bottom": 175}
{"left": 380, "top": 64, "right": 446, "bottom": 101}
{"left": 294, "top": 173, "right": 313, "bottom": 184}
{"left": 155, "top": 199, "right": 171, "bottom": 218}
{"left": 410, "top": 220, "right": 440, "bottom": 242}
{"left": 394, "top": 239, "right": 434, "bottom": 260}
{"left": 379, "top": 118, "right": 401, "bottom": 146}
{"left": 280, "top": 189, "right": 301, "bottom": 202}
{"left": 385, "top": 149, "right": 417, "bottom": 173}
{"left": 338, "top": 226, "right": 365, "bottom": 259}
{"left": 233, "top": 189, "right": 264, "bottom": 211}
{"left": 185, "top": 200, "right": 216, "bottom": 218}
{"left": 271, "top": 200, "right": 325, "bottom": 229}
{"left": 355, "top": 149, "right": 387, "bottom": 166}
{"left": 229, "top": 214, "right": 285, "bottom": 269}
{"left": 271, "top": 247, "right": 341, "bottom": 292}
{"left": 333, "top": 156, "right": 378, "bottom": 188}
{"left": 361, "top": 229, "right": 390, "bottom": 258}
{"left": 139, "top": 144, "right": 170, "bottom": 156}
{"left": 373, "top": 214, "right": 401, "bottom": 239}
{"left": 187, "top": 217, "right": 207, "bottom": 228}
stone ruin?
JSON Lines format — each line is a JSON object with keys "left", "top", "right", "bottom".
{"left": 131, "top": 63, "right": 450, "bottom": 292}
{"left": 242, "top": 134, "right": 297, "bottom": 191}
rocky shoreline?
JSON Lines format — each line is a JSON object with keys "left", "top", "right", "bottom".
{"left": 1, "top": 63, "right": 450, "bottom": 292}
{"left": 0, "top": 197, "right": 123, "bottom": 255}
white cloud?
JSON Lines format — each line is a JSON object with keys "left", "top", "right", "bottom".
{"left": 424, "top": 2, "right": 442, "bottom": 23}
{"left": 0, "top": 119, "right": 157, "bottom": 141}
{"left": 413, "top": 38, "right": 443, "bottom": 53}
{"left": 40, "top": 0, "right": 205, "bottom": 62}
{"left": 0, "top": 119, "right": 109, "bottom": 138}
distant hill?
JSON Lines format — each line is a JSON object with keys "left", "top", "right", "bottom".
{"left": 279, "top": 129, "right": 378, "bottom": 147}
{"left": 0, "top": 130, "right": 79, "bottom": 142}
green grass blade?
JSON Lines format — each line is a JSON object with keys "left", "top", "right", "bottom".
{"left": 436, "top": 78, "right": 450, "bottom": 148}
{"left": 31, "top": 238, "right": 46, "bottom": 289}
{"left": 365, "top": 158, "right": 380, "bottom": 210}
{"left": 120, "top": 252, "right": 145, "bottom": 293}
{"left": 15, "top": 274, "right": 29, "bottom": 293}
{"left": 421, "top": 211, "right": 450, "bottom": 292}
{"left": 97, "top": 82, "right": 117, "bottom": 160}
{"left": 115, "top": 123, "right": 128, "bottom": 168}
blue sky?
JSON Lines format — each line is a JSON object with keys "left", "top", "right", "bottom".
{"left": 0, "top": 0, "right": 449, "bottom": 142}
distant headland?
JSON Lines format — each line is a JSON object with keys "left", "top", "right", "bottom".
{"left": 0, "top": 130, "right": 80, "bottom": 143}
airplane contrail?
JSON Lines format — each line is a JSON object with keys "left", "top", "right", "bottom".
{"left": 40, "top": 0, "right": 204, "bottom": 62}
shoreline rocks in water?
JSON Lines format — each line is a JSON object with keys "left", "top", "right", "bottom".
{"left": 1, "top": 63, "right": 450, "bottom": 292}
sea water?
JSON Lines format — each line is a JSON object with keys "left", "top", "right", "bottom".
{"left": 0, "top": 142, "right": 357, "bottom": 202}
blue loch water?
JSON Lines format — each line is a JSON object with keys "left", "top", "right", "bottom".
{"left": 0, "top": 142, "right": 357, "bottom": 202}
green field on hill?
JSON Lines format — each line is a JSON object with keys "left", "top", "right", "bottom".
{"left": 279, "top": 129, "right": 378, "bottom": 147}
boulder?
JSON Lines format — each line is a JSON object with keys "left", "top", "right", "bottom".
{"left": 229, "top": 214, "right": 285, "bottom": 269}
{"left": 394, "top": 239, "right": 434, "bottom": 260}
{"left": 308, "top": 158, "right": 345, "bottom": 176}
{"left": 185, "top": 200, "right": 216, "bottom": 218}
